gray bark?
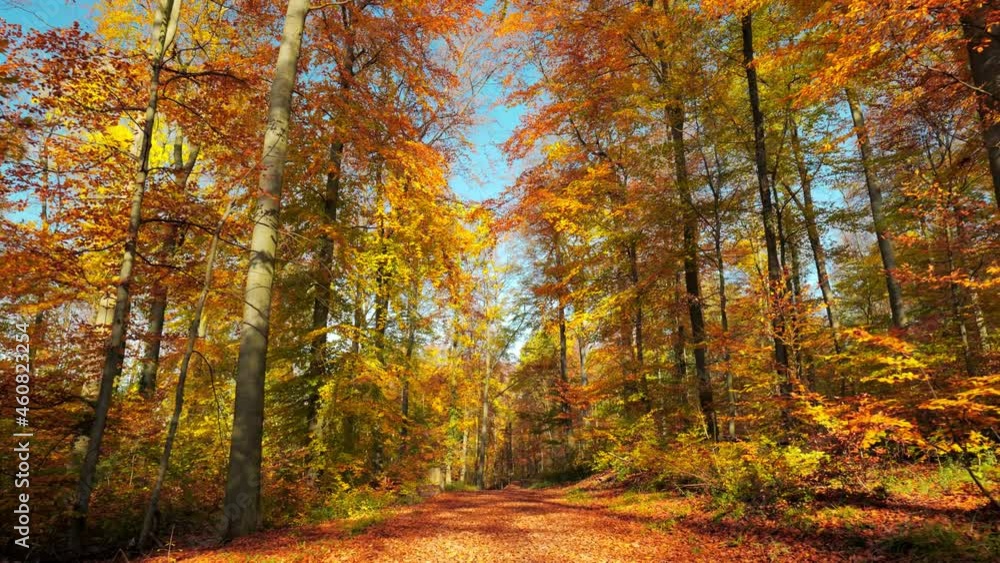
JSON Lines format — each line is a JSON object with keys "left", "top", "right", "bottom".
{"left": 845, "top": 88, "right": 907, "bottom": 329}
{"left": 789, "top": 120, "right": 840, "bottom": 352}
{"left": 399, "top": 283, "right": 418, "bottom": 459}
{"left": 700, "top": 141, "right": 737, "bottom": 439}
{"left": 460, "top": 427, "right": 468, "bottom": 483}
{"left": 554, "top": 238, "right": 571, "bottom": 428}
{"left": 625, "top": 241, "right": 650, "bottom": 416}
{"left": 222, "top": 0, "right": 310, "bottom": 540}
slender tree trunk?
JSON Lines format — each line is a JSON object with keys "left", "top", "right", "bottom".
{"left": 845, "top": 88, "right": 907, "bottom": 329}
{"left": 460, "top": 427, "right": 468, "bottom": 483}
{"left": 342, "top": 279, "right": 365, "bottom": 456}
{"left": 773, "top": 184, "right": 802, "bottom": 382}
{"left": 140, "top": 202, "right": 232, "bottom": 549}
{"left": 369, "top": 223, "right": 389, "bottom": 475}
{"left": 701, "top": 142, "right": 737, "bottom": 439}
{"left": 625, "top": 241, "right": 651, "bottom": 416}
{"left": 944, "top": 225, "right": 976, "bottom": 376}
{"left": 138, "top": 235, "right": 173, "bottom": 398}
{"left": 554, "top": 239, "right": 571, "bottom": 430}
{"left": 504, "top": 421, "right": 514, "bottom": 485}
{"left": 558, "top": 301, "right": 568, "bottom": 388}
{"left": 30, "top": 151, "right": 51, "bottom": 370}
{"left": 742, "top": 11, "right": 791, "bottom": 391}
{"left": 304, "top": 11, "right": 358, "bottom": 434}
{"left": 222, "top": 0, "right": 310, "bottom": 540}
{"left": 305, "top": 140, "right": 344, "bottom": 439}
{"left": 399, "top": 287, "right": 417, "bottom": 458}
{"left": 69, "top": 0, "right": 180, "bottom": 551}
{"left": 714, "top": 221, "right": 737, "bottom": 439}
{"left": 673, "top": 271, "right": 688, "bottom": 384}
{"left": 139, "top": 141, "right": 199, "bottom": 399}
{"left": 970, "top": 289, "right": 989, "bottom": 349}
{"left": 785, "top": 218, "right": 814, "bottom": 387}
{"left": 668, "top": 101, "right": 716, "bottom": 441}
{"left": 961, "top": 2, "right": 1000, "bottom": 207}
{"left": 576, "top": 334, "right": 588, "bottom": 422}
{"left": 789, "top": 120, "right": 840, "bottom": 352}
{"left": 475, "top": 350, "right": 491, "bottom": 489}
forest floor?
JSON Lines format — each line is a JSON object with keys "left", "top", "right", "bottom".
{"left": 142, "top": 470, "right": 999, "bottom": 562}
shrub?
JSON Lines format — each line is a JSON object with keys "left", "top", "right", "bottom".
{"left": 592, "top": 427, "right": 828, "bottom": 510}
{"left": 307, "top": 487, "right": 395, "bottom": 523}
{"left": 705, "top": 440, "right": 828, "bottom": 509}
{"left": 879, "top": 522, "right": 1000, "bottom": 562}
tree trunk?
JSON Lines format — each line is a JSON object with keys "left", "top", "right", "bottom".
{"left": 305, "top": 140, "right": 344, "bottom": 439}
{"left": 668, "top": 100, "right": 716, "bottom": 441}
{"left": 714, "top": 216, "right": 737, "bottom": 439}
{"left": 69, "top": 0, "right": 180, "bottom": 552}
{"left": 139, "top": 141, "right": 199, "bottom": 399}
{"left": 554, "top": 239, "right": 571, "bottom": 429}
{"left": 625, "top": 241, "right": 650, "bottom": 416}
{"left": 304, "top": 11, "right": 359, "bottom": 434}
{"left": 138, "top": 238, "right": 172, "bottom": 398}
{"left": 789, "top": 119, "right": 840, "bottom": 352}
{"left": 772, "top": 182, "right": 802, "bottom": 383}
{"left": 742, "top": 11, "right": 791, "bottom": 391}
{"left": 460, "top": 427, "right": 468, "bottom": 483}
{"left": 399, "top": 287, "right": 417, "bottom": 458}
{"left": 845, "top": 88, "right": 907, "bottom": 329}
{"left": 475, "top": 349, "right": 491, "bottom": 489}
{"left": 341, "top": 279, "right": 365, "bottom": 457}
{"left": 784, "top": 211, "right": 812, "bottom": 386}
{"left": 961, "top": 2, "right": 1000, "bottom": 207}
{"left": 672, "top": 270, "right": 688, "bottom": 385}
{"left": 701, "top": 144, "right": 737, "bottom": 439}
{"left": 944, "top": 225, "right": 976, "bottom": 376}
{"left": 369, "top": 223, "right": 389, "bottom": 475}
{"left": 140, "top": 202, "right": 232, "bottom": 549}
{"left": 222, "top": 0, "right": 310, "bottom": 540}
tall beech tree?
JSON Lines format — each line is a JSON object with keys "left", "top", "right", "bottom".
{"left": 222, "top": 0, "right": 311, "bottom": 540}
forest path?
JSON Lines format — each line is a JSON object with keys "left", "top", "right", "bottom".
{"left": 163, "top": 486, "right": 734, "bottom": 562}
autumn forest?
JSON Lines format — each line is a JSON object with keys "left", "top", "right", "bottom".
{"left": 1, "top": 0, "right": 999, "bottom": 561}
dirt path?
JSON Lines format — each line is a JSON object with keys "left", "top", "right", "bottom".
{"left": 149, "top": 485, "right": 996, "bottom": 562}
{"left": 163, "top": 487, "right": 724, "bottom": 562}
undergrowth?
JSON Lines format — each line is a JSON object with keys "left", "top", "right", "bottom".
{"left": 879, "top": 522, "right": 1000, "bottom": 562}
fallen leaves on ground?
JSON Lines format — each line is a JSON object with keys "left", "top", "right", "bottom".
{"left": 142, "top": 481, "right": 998, "bottom": 562}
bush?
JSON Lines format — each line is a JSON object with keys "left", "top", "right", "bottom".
{"left": 879, "top": 522, "right": 1000, "bottom": 562}
{"left": 307, "top": 487, "right": 396, "bottom": 523}
{"left": 591, "top": 414, "right": 666, "bottom": 482}
{"left": 704, "top": 440, "right": 828, "bottom": 509}
{"left": 593, "top": 428, "right": 828, "bottom": 510}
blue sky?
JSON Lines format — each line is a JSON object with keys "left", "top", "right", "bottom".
{"left": 450, "top": 80, "right": 524, "bottom": 203}
{"left": 1, "top": 0, "right": 94, "bottom": 30}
